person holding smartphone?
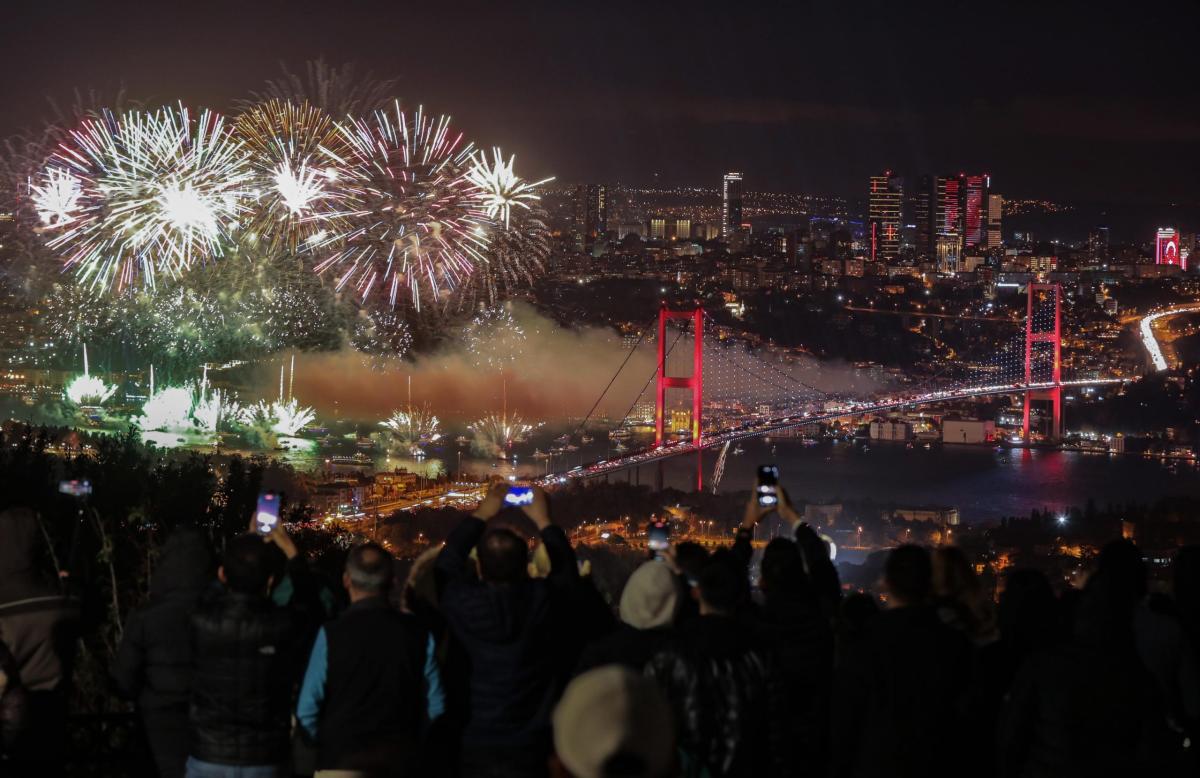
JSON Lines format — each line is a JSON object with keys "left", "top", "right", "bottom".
{"left": 185, "top": 496, "right": 321, "bottom": 778}
{"left": 434, "top": 483, "right": 590, "bottom": 778}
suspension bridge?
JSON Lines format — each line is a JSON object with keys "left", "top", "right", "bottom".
{"left": 543, "top": 283, "right": 1128, "bottom": 488}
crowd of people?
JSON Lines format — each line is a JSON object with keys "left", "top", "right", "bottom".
{"left": 0, "top": 480, "right": 1198, "bottom": 777}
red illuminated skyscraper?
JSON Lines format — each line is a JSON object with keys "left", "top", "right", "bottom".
{"left": 1157, "top": 227, "right": 1184, "bottom": 270}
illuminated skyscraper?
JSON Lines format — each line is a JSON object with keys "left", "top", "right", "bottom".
{"left": 575, "top": 184, "right": 608, "bottom": 250}
{"left": 986, "top": 193, "right": 1003, "bottom": 249}
{"left": 914, "top": 174, "right": 937, "bottom": 258}
{"left": 868, "top": 170, "right": 903, "bottom": 262}
{"left": 959, "top": 174, "right": 988, "bottom": 249}
{"left": 722, "top": 172, "right": 743, "bottom": 239}
{"left": 1157, "top": 227, "right": 1183, "bottom": 270}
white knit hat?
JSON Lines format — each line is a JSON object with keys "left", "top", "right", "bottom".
{"left": 619, "top": 561, "right": 679, "bottom": 630}
{"left": 553, "top": 665, "right": 675, "bottom": 778}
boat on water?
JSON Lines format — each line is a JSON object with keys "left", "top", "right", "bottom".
{"left": 581, "top": 434, "right": 594, "bottom": 444}
{"left": 609, "top": 428, "right": 632, "bottom": 440}
{"left": 532, "top": 449, "right": 551, "bottom": 460}
{"left": 564, "top": 443, "right": 579, "bottom": 452}
{"left": 355, "top": 437, "right": 376, "bottom": 450}
{"left": 614, "top": 441, "right": 629, "bottom": 453}
{"left": 455, "top": 435, "right": 470, "bottom": 445}
{"left": 732, "top": 444, "right": 745, "bottom": 455}
{"left": 554, "top": 434, "right": 571, "bottom": 445}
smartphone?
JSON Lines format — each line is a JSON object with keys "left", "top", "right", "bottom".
{"left": 756, "top": 464, "right": 780, "bottom": 507}
{"left": 647, "top": 520, "right": 670, "bottom": 557}
{"left": 504, "top": 485, "right": 534, "bottom": 507}
{"left": 255, "top": 491, "right": 280, "bottom": 535}
{"left": 58, "top": 479, "right": 92, "bottom": 497}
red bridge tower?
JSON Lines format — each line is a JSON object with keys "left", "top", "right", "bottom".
{"left": 655, "top": 306, "right": 704, "bottom": 448}
{"left": 1022, "top": 283, "right": 1062, "bottom": 442}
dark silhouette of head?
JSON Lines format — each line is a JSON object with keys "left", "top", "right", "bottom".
{"left": 761, "top": 538, "right": 807, "bottom": 596}
{"left": 346, "top": 542, "right": 394, "bottom": 595}
{"left": 477, "top": 528, "right": 528, "bottom": 584}
{"left": 221, "top": 533, "right": 272, "bottom": 595}
{"left": 1095, "top": 539, "right": 1147, "bottom": 600}
{"left": 697, "top": 549, "right": 746, "bottom": 615}
{"left": 998, "top": 568, "right": 1059, "bottom": 652}
{"left": 884, "top": 544, "right": 933, "bottom": 607}
{"left": 673, "top": 542, "right": 708, "bottom": 584}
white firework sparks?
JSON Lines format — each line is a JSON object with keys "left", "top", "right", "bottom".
{"left": 469, "top": 411, "right": 532, "bottom": 458}
{"left": 41, "top": 105, "right": 253, "bottom": 291}
{"left": 467, "top": 147, "right": 553, "bottom": 229}
{"left": 136, "top": 385, "right": 195, "bottom": 431}
{"left": 31, "top": 167, "right": 83, "bottom": 226}
{"left": 192, "top": 387, "right": 242, "bottom": 433}
{"left": 269, "top": 397, "right": 316, "bottom": 436}
{"left": 64, "top": 373, "right": 116, "bottom": 406}
{"left": 380, "top": 405, "right": 441, "bottom": 450}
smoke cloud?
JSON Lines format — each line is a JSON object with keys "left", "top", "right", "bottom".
{"left": 238, "top": 303, "right": 880, "bottom": 426}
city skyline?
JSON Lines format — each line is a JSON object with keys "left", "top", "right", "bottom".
{"left": 1, "top": 1, "right": 1197, "bottom": 209}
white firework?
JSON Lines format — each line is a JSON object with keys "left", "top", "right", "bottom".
{"left": 193, "top": 387, "right": 242, "bottom": 433}
{"left": 274, "top": 159, "right": 328, "bottom": 215}
{"left": 64, "top": 373, "right": 116, "bottom": 406}
{"left": 136, "top": 385, "right": 195, "bottom": 431}
{"left": 269, "top": 398, "right": 316, "bottom": 436}
{"left": 31, "top": 168, "right": 83, "bottom": 226}
{"left": 467, "top": 147, "right": 553, "bottom": 229}
{"left": 41, "top": 105, "right": 253, "bottom": 291}
{"left": 380, "top": 405, "right": 441, "bottom": 450}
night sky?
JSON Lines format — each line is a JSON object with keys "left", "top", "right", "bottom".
{"left": 3, "top": 0, "right": 1197, "bottom": 206}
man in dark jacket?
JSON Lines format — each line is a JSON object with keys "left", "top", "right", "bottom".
{"left": 434, "top": 483, "right": 581, "bottom": 778}
{"left": 646, "top": 548, "right": 776, "bottom": 777}
{"left": 831, "top": 544, "right": 972, "bottom": 778}
{"left": 0, "top": 506, "right": 79, "bottom": 775}
{"left": 113, "top": 527, "right": 214, "bottom": 778}
{"left": 187, "top": 527, "right": 318, "bottom": 778}
{"left": 296, "top": 542, "right": 443, "bottom": 776}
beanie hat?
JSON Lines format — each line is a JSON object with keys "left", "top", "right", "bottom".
{"left": 619, "top": 561, "right": 679, "bottom": 629}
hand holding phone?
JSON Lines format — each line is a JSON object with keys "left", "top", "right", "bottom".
{"left": 756, "top": 464, "right": 780, "bottom": 508}
{"left": 255, "top": 492, "right": 280, "bottom": 535}
{"left": 504, "top": 486, "right": 534, "bottom": 507}
{"left": 647, "top": 520, "right": 670, "bottom": 559}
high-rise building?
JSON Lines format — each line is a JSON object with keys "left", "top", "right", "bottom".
{"left": 868, "top": 170, "right": 903, "bottom": 262}
{"left": 574, "top": 184, "right": 607, "bottom": 250}
{"left": 985, "top": 193, "right": 1003, "bottom": 249}
{"left": 1088, "top": 226, "right": 1110, "bottom": 263}
{"left": 722, "top": 172, "right": 743, "bottom": 238}
{"left": 914, "top": 175, "right": 936, "bottom": 258}
{"left": 960, "top": 174, "right": 989, "bottom": 250}
{"left": 1157, "top": 227, "right": 1184, "bottom": 270}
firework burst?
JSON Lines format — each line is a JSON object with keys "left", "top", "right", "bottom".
{"left": 64, "top": 374, "right": 116, "bottom": 406}
{"left": 234, "top": 99, "right": 344, "bottom": 254}
{"left": 467, "top": 147, "right": 553, "bottom": 229}
{"left": 308, "top": 102, "right": 490, "bottom": 311}
{"left": 351, "top": 307, "right": 414, "bottom": 369}
{"left": 460, "top": 304, "right": 527, "bottom": 369}
{"left": 469, "top": 411, "right": 531, "bottom": 458}
{"left": 380, "top": 405, "right": 441, "bottom": 451}
{"left": 38, "top": 105, "right": 254, "bottom": 291}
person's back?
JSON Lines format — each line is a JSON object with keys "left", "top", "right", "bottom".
{"left": 189, "top": 531, "right": 312, "bottom": 774}
{"left": 577, "top": 560, "right": 678, "bottom": 674}
{"left": 434, "top": 484, "right": 580, "bottom": 777}
{"left": 999, "top": 540, "right": 1174, "bottom": 777}
{"left": 0, "top": 506, "right": 79, "bottom": 774}
{"left": 647, "top": 550, "right": 774, "bottom": 777}
{"left": 297, "top": 543, "right": 434, "bottom": 775}
{"left": 113, "top": 527, "right": 213, "bottom": 778}
{"left": 832, "top": 545, "right": 971, "bottom": 778}
{"left": 752, "top": 538, "right": 834, "bottom": 777}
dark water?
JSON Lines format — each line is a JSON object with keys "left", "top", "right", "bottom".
{"left": 280, "top": 428, "right": 1200, "bottom": 524}
{"left": 625, "top": 438, "right": 1200, "bottom": 523}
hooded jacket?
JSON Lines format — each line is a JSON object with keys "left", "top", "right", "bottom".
{"left": 112, "top": 528, "right": 214, "bottom": 711}
{"left": 0, "top": 507, "right": 79, "bottom": 693}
